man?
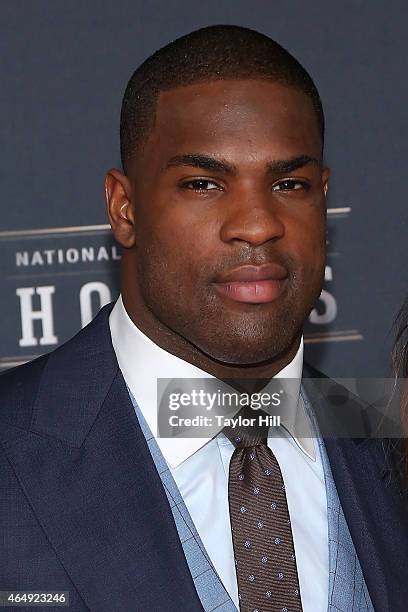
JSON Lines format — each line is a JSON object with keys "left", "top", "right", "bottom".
{"left": 0, "top": 24, "right": 407, "bottom": 612}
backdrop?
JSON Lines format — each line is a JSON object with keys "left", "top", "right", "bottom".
{"left": 1, "top": 0, "right": 406, "bottom": 377}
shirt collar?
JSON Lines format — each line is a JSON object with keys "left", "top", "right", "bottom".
{"left": 109, "top": 295, "right": 314, "bottom": 467}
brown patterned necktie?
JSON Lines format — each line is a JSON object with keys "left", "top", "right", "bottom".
{"left": 223, "top": 405, "right": 303, "bottom": 612}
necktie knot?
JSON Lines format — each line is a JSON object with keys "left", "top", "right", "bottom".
{"left": 222, "top": 404, "right": 270, "bottom": 448}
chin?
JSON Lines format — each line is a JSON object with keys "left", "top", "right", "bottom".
{"left": 195, "top": 326, "right": 298, "bottom": 366}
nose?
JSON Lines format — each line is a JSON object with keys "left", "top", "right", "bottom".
{"left": 219, "top": 193, "right": 285, "bottom": 247}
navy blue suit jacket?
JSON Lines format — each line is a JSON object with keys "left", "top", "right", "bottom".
{"left": 0, "top": 304, "right": 407, "bottom": 611}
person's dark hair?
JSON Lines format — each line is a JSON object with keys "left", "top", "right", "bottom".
{"left": 120, "top": 24, "right": 325, "bottom": 173}
{"left": 393, "top": 297, "right": 408, "bottom": 380}
{"left": 391, "top": 297, "right": 408, "bottom": 486}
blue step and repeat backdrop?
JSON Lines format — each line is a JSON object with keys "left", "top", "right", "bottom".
{"left": 0, "top": 1, "right": 406, "bottom": 377}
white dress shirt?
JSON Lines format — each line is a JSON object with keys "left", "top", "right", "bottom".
{"left": 109, "top": 296, "right": 328, "bottom": 611}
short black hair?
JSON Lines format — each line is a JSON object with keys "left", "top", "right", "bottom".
{"left": 393, "top": 297, "right": 408, "bottom": 378}
{"left": 120, "top": 24, "right": 325, "bottom": 172}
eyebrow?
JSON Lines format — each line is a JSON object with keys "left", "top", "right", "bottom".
{"left": 266, "top": 155, "right": 320, "bottom": 173}
{"left": 162, "top": 153, "right": 320, "bottom": 175}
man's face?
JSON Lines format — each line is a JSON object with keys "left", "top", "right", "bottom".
{"left": 122, "top": 79, "right": 328, "bottom": 364}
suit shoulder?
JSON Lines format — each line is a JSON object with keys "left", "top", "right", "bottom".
{"left": 0, "top": 305, "right": 115, "bottom": 431}
{"left": 0, "top": 318, "right": 102, "bottom": 428}
{"left": 0, "top": 354, "right": 49, "bottom": 429}
{"left": 302, "top": 361, "right": 329, "bottom": 380}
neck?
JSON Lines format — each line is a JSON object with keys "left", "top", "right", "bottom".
{"left": 121, "top": 289, "right": 302, "bottom": 395}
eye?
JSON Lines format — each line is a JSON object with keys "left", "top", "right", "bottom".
{"left": 180, "top": 178, "right": 221, "bottom": 192}
{"left": 272, "top": 179, "right": 308, "bottom": 192}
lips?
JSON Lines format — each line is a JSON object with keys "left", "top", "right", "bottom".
{"left": 215, "top": 263, "right": 288, "bottom": 283}
{"left": 213, "top": 263, "right": 288, "bottom": 304}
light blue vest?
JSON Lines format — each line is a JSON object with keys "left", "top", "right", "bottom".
{"left": 128, "top": 387, "right": 374, "bottom": 611}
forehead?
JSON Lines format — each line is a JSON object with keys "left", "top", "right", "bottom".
{"left": 141, "top": 80, "right": 322, "bottom": 172}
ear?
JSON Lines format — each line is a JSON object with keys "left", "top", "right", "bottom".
{"left": 105, "top": 169, "right": 136, "bottom": 248}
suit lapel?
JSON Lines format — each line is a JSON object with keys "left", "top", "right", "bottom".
{"left": 0, "top": 305, "right": 203, "bottom": 612}
{"left": 302, "top": 365, "right": 408, "bottom": 612}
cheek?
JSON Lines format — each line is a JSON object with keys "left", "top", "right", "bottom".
{"left": 288, "top": 215, "right": 326, "bottom": 275}
{"left": 309, "top": 226, "right": 326, "bottom": 262}
{"left": 136, "top": 211, "right": 212, "bottom": 286}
